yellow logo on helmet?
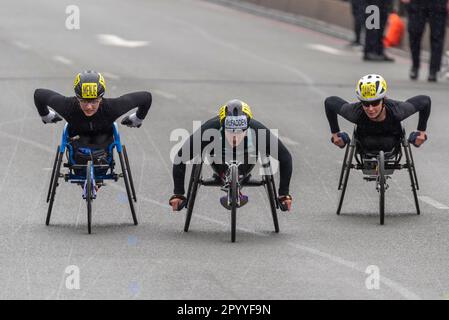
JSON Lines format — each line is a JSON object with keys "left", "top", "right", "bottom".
{"left": 360, "top": 82, "right": 377, "bottom": 99}
{"left": 73, "top": 73, "right": 81, "bottom": 88}
{"left": 219, "top": 105, "right": 227, "bottom": 122}
{"left": 82, "top": 83, "right": 98, "bottom": 99}
{"left": 241, "top": 102, "right": 253, "bottom": 119}
{"left": 98, "top": 73, "right": 106, "bottom": 90}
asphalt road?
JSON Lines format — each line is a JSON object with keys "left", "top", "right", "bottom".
{"left": 1, "top": 0, "right": 448, "bottom": 300}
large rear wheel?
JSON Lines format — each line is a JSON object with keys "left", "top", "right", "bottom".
{"left": 378, "top": 151, "right": 386, "bottom": 225}
{"left": 230, "top": 165, "right": 238, "bottom": 243}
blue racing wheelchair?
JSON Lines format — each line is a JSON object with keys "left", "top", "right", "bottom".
{"left": 46, "top": 122, "right": 137, "bottom": 233}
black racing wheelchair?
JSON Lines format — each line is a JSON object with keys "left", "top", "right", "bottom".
{"left": 182, "top": 156, "right": 281, "bottom": 242}
{"left": 46, "top": 123, "right": 137, "bottom": 233}
{"left": 336, "top": 126, "right": 420, "bottom": 225}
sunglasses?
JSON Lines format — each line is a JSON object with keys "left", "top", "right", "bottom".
{"left": 78, "top": 98, "right": 102, "bottom": 104}
{"left": 361, "top": 99, "right": 382, "bottom": 107}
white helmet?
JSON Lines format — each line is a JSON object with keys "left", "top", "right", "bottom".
{"left": 355, "top": 74, "right": 388, "bottom": 102}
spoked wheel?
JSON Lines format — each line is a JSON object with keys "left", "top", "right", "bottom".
{"left": 264, "top": 173, "right": 279, "bottom": 233}
{"left": 86, "top": 161, "right": 93, "bottom": 234}
{"left": 184, "top": 163, "right": 202, "bottom": 232}
{"left": 337, "top": 143, "right": 355, "bottom": 215}
{"left": 122, "top": 145, "right": 137, "bottom": 202}
{"left": 403, "top": 141, "right": 420, "bottom": 215}
{"left": 118, "top": 150, "right": 138, "bottom": 225}
{"left": 378, "top": 151, "right": 386, "bottom": 225}
{"left": 46, "top": 148, "right": 63, "bottom": 226}
{"left": 230, "top": 165, "right": 238, "bottom": 243}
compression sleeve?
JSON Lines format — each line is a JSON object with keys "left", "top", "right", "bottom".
{"left": 33, "top": 89, "right": 72, "bottom": 120}
{"left": 172, "top": 117, "right": 220, "bottom": 195}
{"left": 108, "top": 91, "right": 152, "bottom": 120}
{"left": 389, "top": 95, "right": 431, "bottom": 131}
{"left": 324, "top": 96, "right": 363, "bottom": 133}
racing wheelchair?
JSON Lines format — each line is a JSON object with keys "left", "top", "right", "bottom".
{"left": 46, "top": 122, "right": 137, "bottom": 234}
{"left": 182, "top": 156, "right": 281, "bottom": 242}
{"left": 336, "top": 126, "right": 420, "bottom": 225}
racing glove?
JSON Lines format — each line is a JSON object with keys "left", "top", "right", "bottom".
{"left": 278, "top": 195, "right": 292, "bottom": 212}
{"left": 331, "top": 132, "right": 350, "bottom": 149}
{"left": 408, "top": 131, "right": 427, "bottom": 147}
{"left": 41, "top": 110, "right": 63, "bottom": 124}
{"left": 169, "top": 194, "right": 187, "bottom": 211}
{"left": 121, "top": 113, "right": 143, "bottom": 128}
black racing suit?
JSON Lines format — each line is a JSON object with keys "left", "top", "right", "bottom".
{"left": 172, "top": 117, "right": 293, "bottom": 196}
{"left": 34, "top": 89, "right": 152, "bottom": 171}
{"left": 324, "top": 95, "right": 431, "bottom": 151}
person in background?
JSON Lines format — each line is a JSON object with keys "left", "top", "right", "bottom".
{"left": 363, "top": 0, "right": 395, "bottom": 61}
{"left": 401, "top": 0, "right": 449, "bottom": 82}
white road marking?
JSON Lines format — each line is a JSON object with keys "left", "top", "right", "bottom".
{"left": 307, "top": 44, "right": 344, "bottom": 56}
{"left": 13, "top": 41, "right": 30, "bottom": 50}
{"left": 53, "top": 55, "right": 73, "bottom": 65}
{"left": 97, "top": 34, "right": 149, "bottom": 48}
{"left": 279, "top": 135, "right": 299, "bottom": 146}
{"left": 102, "top": 72, "right": 120, "bottom": 80}
{"left": 418, "top": 196, "right": 449, "bottom": 210}
{"left": 153, "top": 89, "right": 177, "bottom": 100}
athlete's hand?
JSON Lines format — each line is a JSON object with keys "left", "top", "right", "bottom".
{"left": 169, "top": 195, "right": 187, "bottom": 211}
{"left": 121, "top": 113, "right": 142, "bottom": 128}
{"left": 331, "top": 133, "right": 345, "bottom": 148}
{"left": 278, "top": 195, "right": 292, "bottom": 212}
{"left": 41, "top": 110, "right": 62, "bottom": 124}
{"left": 415, "top": 131, "right": 427, "bottom": 147}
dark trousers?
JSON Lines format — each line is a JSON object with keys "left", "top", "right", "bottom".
{"left": 407, "top": 5, "right": 448, "bottom": 72}
{"left": 351, "top": 0, "right": 365, "bottom": 43}
{"left": 364, "top": 0, "right": 391, "bottom": 56}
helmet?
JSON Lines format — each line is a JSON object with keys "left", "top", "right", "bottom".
{"left": 218, "top": 99, "right": 253, "bottom": 132}
{"left": 74, "top": 70, "right": 106, "bottom": 99}
{"left": 355, "top": 74, "right": 387, "bottom": 102}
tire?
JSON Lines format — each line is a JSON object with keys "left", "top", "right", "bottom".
{"left": 184, "top": 163, "right": 202, "bottom": 232}
{"left": 265, "top": 174, "right": 279, "bottom": 233}
{"left": 118, "top": 150, "right": 138, "bottom": 225}
{"left": 378, "top": 151, "right": 386, "bottom": 225}
{"left": 46, "top": 150, "right": 63, "bottom": 226}
{"left": 403, "top": 142, "right": 420, "bottom": 215}
{"left": 122, "top": 145, "right": 137, "bottom": 202}
{"left": 338, "top": 143, "right": 350, "bottom": 190}
{"left": 86, "top": 161, "right": 93, "bottom": 234}
{"left": 336, "top": 144, "right": 355, "bottom": 215}
{"left": 46, "top": 147, "right": 59, "bottom": 203}
{"left": 230, "top": 165, "right": 238, "bottom": 243}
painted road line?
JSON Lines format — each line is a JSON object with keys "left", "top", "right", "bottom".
{"left": 52, "top": 55, "right": 72, "bottom": 65}
{"left": 419, "top": 196, "right": 449, "bottom": 210}
{"left": 307, "top": 44, "right": 344, "bottom": 56}
{"left": 153, "top": 89, "right": 177, "bottom": 100}
{"left": 102, "top": 72, "right": 120, "bottom": 80}
{"left": 13, "top": 41, "right": 30, "bottom": 50}
{"left": 97, "top": 34, "right": 149, "bottom": 48}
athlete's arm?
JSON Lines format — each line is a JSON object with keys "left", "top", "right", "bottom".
{"left": 324, "top": 96, "right": 363, "bottom": 133}
{"left": 108, "top": 91, "right": 152, "bottom": 122}
{"left": 389, "top": 95, "right": 431, "bottom": 131}
{"left": 34, "top": 89, "right": 72, "bottom": 121}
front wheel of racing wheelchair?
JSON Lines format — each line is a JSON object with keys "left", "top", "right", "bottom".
{"left": 183, "top": 157, "right": 280, "bottom": 242}
{"left": 336, "top": 126, "right": 420, "bottom": 225}
{"left": 45, "top": 123, "right": 138, "bottom": 234}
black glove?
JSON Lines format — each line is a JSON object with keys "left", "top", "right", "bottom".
{"left": 408, "top": 131, "right": 427, "bottom": 147}
{"left": 331, "top": 132, "right": 350, "bottom": 148}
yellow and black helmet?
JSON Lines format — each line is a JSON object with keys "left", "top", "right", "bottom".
{"left": 74, "top": 70, "right": 106, "bottom": 99}
{"left": 218, "top": 99, "right": 253, "bottom": 132}
{"left": 355, "top": 74, "right": 387, "bottom": 102}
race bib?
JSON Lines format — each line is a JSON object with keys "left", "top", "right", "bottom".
{"left": 361, "top": 83, "right": 377, "bottom": 99}
{"left": 225, "top": 115, "right": 248, "bottom": 130}
{"left": 82, "top": 83, "right": 98, "bottom": 98}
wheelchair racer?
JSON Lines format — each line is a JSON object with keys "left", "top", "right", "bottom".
{"left": 169, "top": 99, "right": 293, "bottom": 212}
{"left": 325, "top": 74, "right": 431, "bottom": 151}
{"left": 34, "top": 70, "right": 152, "bottom": 179}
